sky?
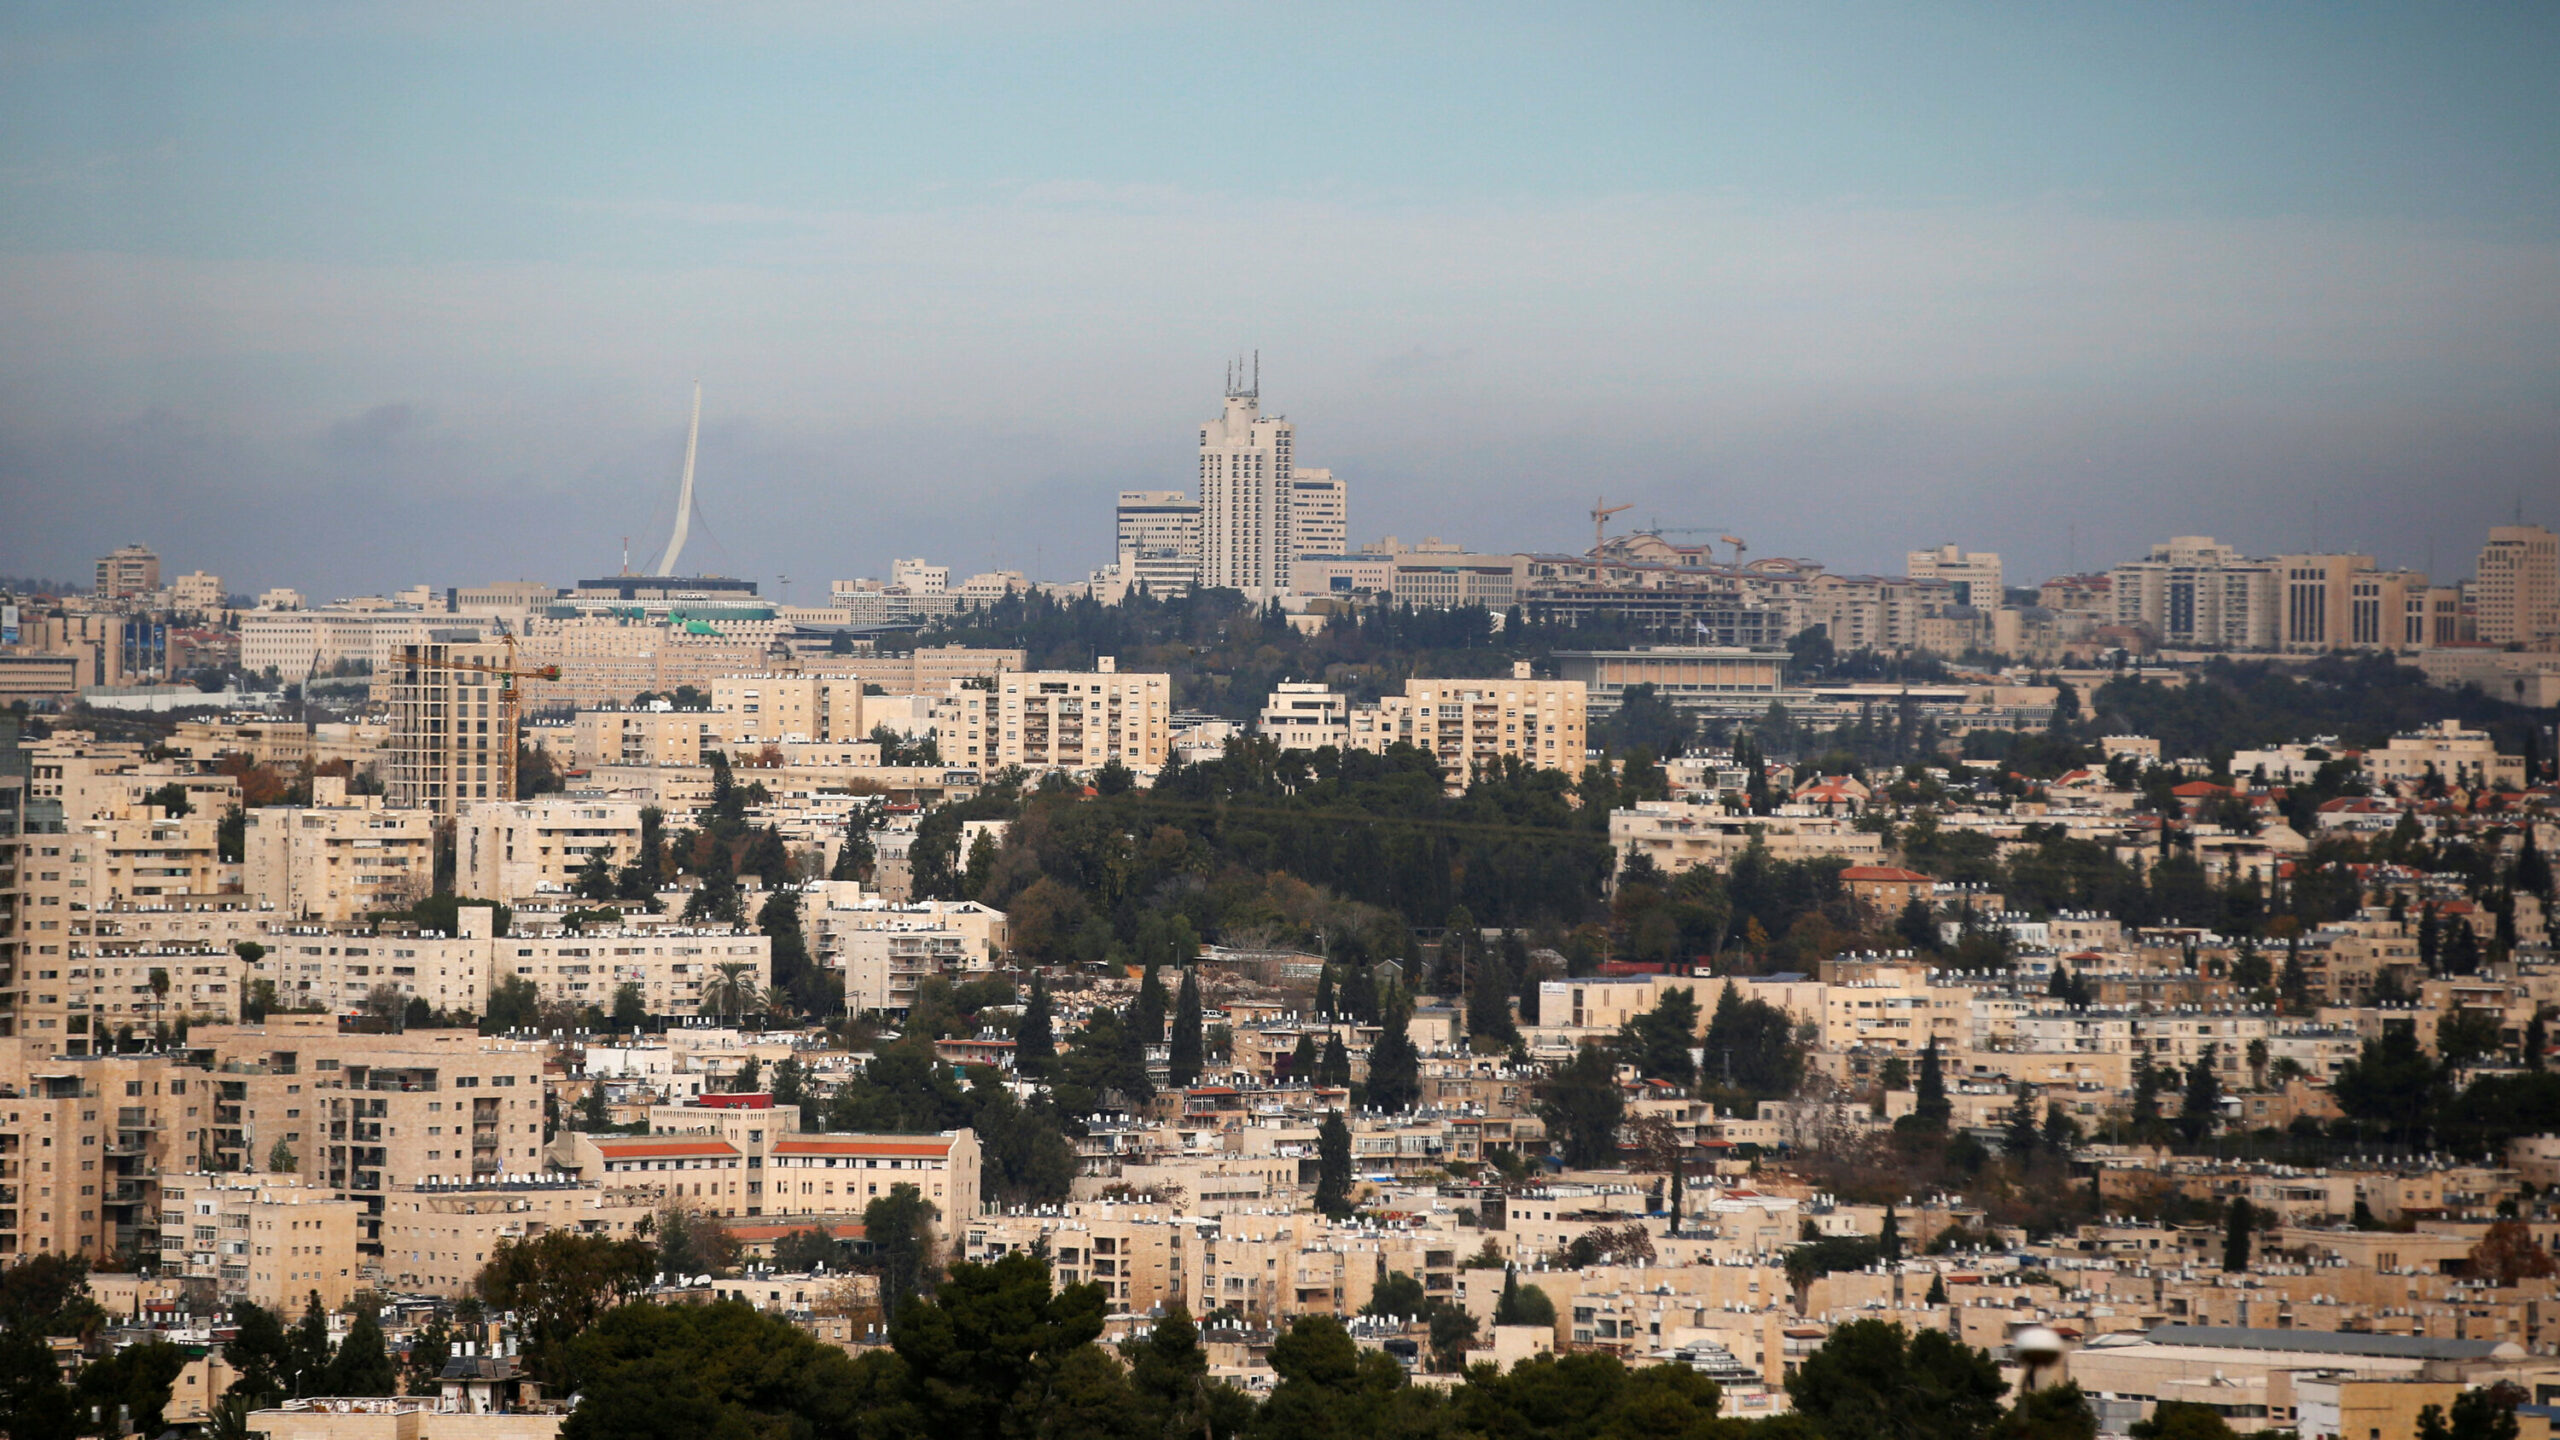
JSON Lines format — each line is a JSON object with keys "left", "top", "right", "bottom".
{"left": 2, "top": 2, "right": 2556, "bottom": 601}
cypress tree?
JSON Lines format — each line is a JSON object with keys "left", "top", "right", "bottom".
{"left": 1881, "top": 1203, "right": 1902, "bottom": 1263}
{"left": 1168, "top": 966, "right": 1203, "bottom": 1087}
{"left": 1315, "top": 1109, "right": 1353, "bottom": 1217}
{"left": 1366, "top": 1007, "right": 1421, "bottom": 1112}
{"left": 1314, "top": 964, "right": 1335, "bottom": 1018}
{"left": 1319, "top": 1033, "right": 1350, "bottom": 1087}
{"left": 1914, "top": 1036, "right": 1951, "bottom": 1131}
{"left": 1136, "top": 963, "right": 1169, "bottom": 1043}
{"left": 1017, "top": 977, "right": 1055, "bottom": 1078}
{"left": 1926, "top": 1272, "right": 1948, "bottom": 1305}
{"left": 2223, "top": 1198, "right": 2254, "bottom": 1272}
{"left": 1289, "top": 1033, "right": 1318, "bottom": 1082}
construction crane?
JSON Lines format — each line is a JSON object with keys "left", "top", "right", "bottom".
{"left": 1590, "top": 497, "right": 1634, "bottom": 556}
{"left": 398, "top": 631, "right": 562, "bottom": 805}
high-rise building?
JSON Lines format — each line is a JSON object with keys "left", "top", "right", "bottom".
{"left": 1288, "top": 468, "right": 1347, "bottom": 561}
{"left": 1904, "top": 544, "right": 2003, "bottom": 610}
{"left": 386, "top": 632, "right": 520, "bottom": 818}
{"left": 1197, "top": 378, "right": 1296, "bottom": 598}
{"left": 1115, "top": 490, "right": 1202, "bottom": 595}
{"left": 2475, "top": 524, "right": 2559, "bottom": 647}
{"left": 93, "top": 544, "right": 161, "bottom": 600}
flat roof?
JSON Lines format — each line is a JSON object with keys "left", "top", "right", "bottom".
{"left": 2132, "top": 1325, "right": 2513, "bottom": 1361}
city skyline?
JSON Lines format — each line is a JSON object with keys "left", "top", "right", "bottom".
{"left": 3, "top": 4, "right": 2557, "bottom": 599}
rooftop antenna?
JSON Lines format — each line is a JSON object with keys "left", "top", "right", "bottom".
{"left": 653, "top": 381, "right": 702, "bottom": 577}
{"left": 1253, "top": 349, "right": 1260, "bottom": 397}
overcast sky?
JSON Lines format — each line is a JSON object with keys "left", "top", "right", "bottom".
{"left": 3, "top": 2, "right": 2556, "bottom": 601}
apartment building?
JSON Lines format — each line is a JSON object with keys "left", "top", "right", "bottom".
{"left": 155, "top": 1173, "right": 364, "bottom": 1311}
{"left": 191, "top": 1017, "right": 553, "bottom": 1251}
{"left": 0, "top": 1051, "right": 200, "bottom": 1262}
{"left": 23, "top": 731, "right": 243, "bottom": 824}
{"left": 1117, "top": 490, "right": 1203, "bottom": 595}
{"left": 1257, "top": 683, "right": 1351, "bottom": 751}
{"left": 1608, "top": 803, "right": 1885, "bottom": 876}
{"left": 376, "top": 1176, "right": 653, "bottom": 1297}
{"left": 568, "top": 707, "right": 716, "bottom": 769}
{"left": 259, "top": 905, "right": 770, "bottom": 1020}
{"left": 552, "top": 1095, "right": 981, "bottom": 1227}
{"left": 94, "top": 544, "right": 162, "bottom": 601}
{"left": 1344, "top": 664, "right": 1587, "bottom": 785}
{"left": 2475, "top": 524, "right": 2560, "bottom": 647}
{"left": 1905, "top": 544, "right": 2003, "bottom": 609}
{"left": 15, "top": 801, "right": 234, "bottom": 1052}
{"left": 456, "top": 796, "right": 644, "bottom": 903}
{"left": 985, "top": 660, "right": 1172, "bottom": 774}
{"left": 244, "top": 777, "right": 436, "bottom": 921}
{"left": 385, "top": 634, "right": 521, "bottom": 819}
{"left": 2362, "top": 720, "right": 2526, "bottom": 792}
{"left": 239, "top": 609, "right": 447, "bottom": 680}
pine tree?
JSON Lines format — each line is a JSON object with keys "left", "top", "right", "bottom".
{"left": 322, "top": 1307, "right": 398, "bottom": 1397}
{"left": 2005, "top": 1084, "right": 2040, "bottom": 1160}
{"left": 1017, "top": 977, "right": 1055, "bottom": 1078}
{"left": 1168, "top": 966, "right": 1204, "bottom": 1087}
{"left": 1314, "top": 1109, "right": 1353, "bottom": 1217}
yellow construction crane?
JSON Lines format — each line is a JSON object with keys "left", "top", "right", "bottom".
{"left": 1590, "top": 497, "right": 1634, "bottom": 556}
{"left": 399, "top": 634, "right": 562, "bottom": 804}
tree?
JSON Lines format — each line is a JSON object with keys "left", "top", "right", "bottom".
{"left": 0, "top": 1253, "right": 106, "bottom": 1339}
{"left": 1995, "top": 1382, "right": 2100, "bottom": 1440}
{"left": 1925, "top": 1272, "right": 1948, "bottom": 1305}
{"left": 286, "top": 1291, "right": 332, "bottom": 1398}
{"left": 1912, "top": 1036, "right": 1952, "bottom": 1132}
{"left": 268, "top": 1138, "right": 298, "bottom": 1174}
{"left": 1881, "top": 1203, "right": 1903, "bottom": 1263}
{"left": 1492, "top": 1269, "right": 1557, "bottom": 1329}
{"left": 2180, "top": 1046, "right": 2223, "bottom": 1145}
{"left": 2131, "top": 1401, "right": 2241, "bottom": 1440}
{"left": 654, "top": 1202, "right": 743, "bottom": 1280}
{"left": 558, "top": 1299, "right": 872, "bottom": 1440}
{"left": 2222, "top": 1199, "right": 2253, "bottom": 1273}
{"left": 76, "top": 1337, "right": 188, "bottom": 1435}
{"left": 1, "top": 1326, "right": 77, "bottom": 1440}
{"left": 875, "top": 1251, "right": 1113, "bottom": 1440}
{"left": 701, "top": 961, "right": 758, "bottom": 1021}
{"left": 1616, "top": 986, "right": 1699, "bottom": 1086}
{"left": 1289, "top": 1033, "right": 1319, "bottom": 1084}
{"left": 864, "top": 1182, "right": 940, "bottom": 1323}
{"left": 1315, "top": 1109, "right": 1353, "bottom": 1218}
{"left": 1257, "top": 1314, "right": 1411, "bottom": 1440}
{"left": 1124, "top": 1305, "right": 1251, "bottom": 1440}
{"left": 1017, "top": 976, "right": 1056, "bottom": 1079}
{"left": 323, "top": 1306, "right": 399, "bottom": 1396}
{"left": 1787, "top": 1319, "right": 2008, "bottom": 1440}
{"left": 220, "top": 1300, "right": 292, "bottom": 1409}
{"left": 2468, "top": 1219, "right": 2558, "bottom": 1285}
{"left": 473, "top": 1230, "right": 657, "bottom": 1388}
{"left": 773, "top": 1227, "right": 853, "bottom": 1273}
{"left": 1629, "top": 1114, "right": 1689, "bottom": 1228}
{"left": 1540, "top": 1041, "right": 1624, "bottom": 1168}
{"left": 1365, "top": 1008, "right": 1420, "bottom": 1112}
{"left": 609, "top": 982, "right": 649, "bottom": 1034}
{"left": 403, "top": 1313, "right": 454, "bottom": 1396}
{"left": 1170, "top": 965, "right": 1205, "bottom": 1087}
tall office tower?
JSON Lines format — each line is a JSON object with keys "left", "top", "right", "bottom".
{"left": 1116, "top": 490, "right": 1202, "bottom": 595}
{"left": 386, "top": 633, "right": 520, "bottom": 819}
{"left": 2475, "top": 524, "right": 2560, "bottom": 646}
{"left": 1289, "top": 468, "right": 1348, "bottom": 561}
{"left": 94, "top": 544, "right": 161, "bottom": 600}
{"left": 1904, "top": 544, "right": 2003, "bottom": 609}
{"left": 1197, "top": 375, "right": 1295, "bottom": 598}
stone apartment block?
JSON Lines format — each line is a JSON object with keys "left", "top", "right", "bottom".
{"left": 551, "top": 1096, "right": 981, "bottom": 1229}
{"left": 0, "top": 1050, "right": 201, "bottom": 1262}
{"left": 962, "top": 661, "right": 1173, "bottom": 775}
{"left": 1345, "top": 664, "right": 1587, "bottom": 786}
{"left": 1608, "top": 802, "right": 1883, "bottom": 876}
{"left": 187, "top": 1018, "right": 552, "bottom": 1254}
{"left": 376, "top": 1176, "right": 654, "bottom": 1297}
{"left": 155, "top": 1173, "right": 364, "bottom": 1311}
{"left": 244, "top": 777, "right": 436, "bottom": 921}
{"left": 456, "top": 796, "right": 644, "bottom": 903}
{"left": 257, "top": 905, "right": 769, "bottom": 1020}
{"left": 385, "top": 635, "right": 522, "bottom": 820}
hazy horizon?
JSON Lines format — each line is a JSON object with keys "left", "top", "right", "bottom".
{"left": 5, "top": 3, "right": 2556, "bottom": 601}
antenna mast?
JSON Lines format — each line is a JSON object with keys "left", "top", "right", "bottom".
{"left": 653, "top": 381, "right": 702, "bottom": 577}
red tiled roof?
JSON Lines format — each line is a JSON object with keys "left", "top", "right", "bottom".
{"left": 773, "top": 1137, "right": 953, "bottom": 1158}
{"left": 592, "top": 1139, "right": 737, "bottom": 1159}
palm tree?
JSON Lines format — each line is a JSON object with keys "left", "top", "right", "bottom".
{"left": 702, "top": 962, "right": 757, "bottom": 1022}
{"left": 149, "top": 967, "right": 171, "bottom": 1032}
